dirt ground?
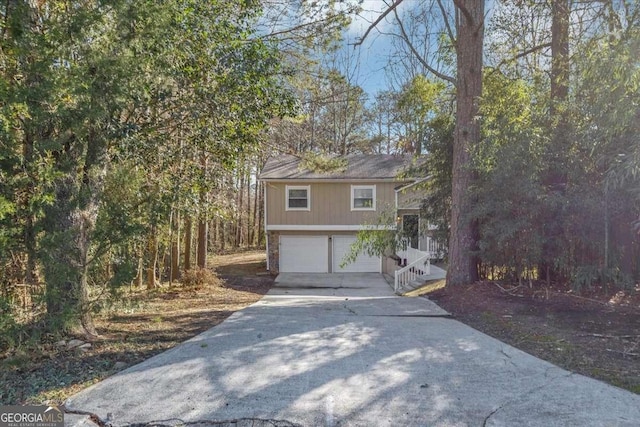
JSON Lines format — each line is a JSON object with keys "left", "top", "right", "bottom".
{"left": 427, "top": 280, "right": 640, "bottom": 394}
{"left": 0, "top": 251, "right": 274, "bottom": 405}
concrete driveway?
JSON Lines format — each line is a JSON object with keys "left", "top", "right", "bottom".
{"left": 65, "top": 273, "right": 640, "bottom": 426}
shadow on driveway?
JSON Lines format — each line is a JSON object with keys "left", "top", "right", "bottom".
{"left": 65, "top": 274, "right": 640, "bottom": 426}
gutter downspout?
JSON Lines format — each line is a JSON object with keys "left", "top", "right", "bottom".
{"left": 394, "top": 187, "right": 398, "bottom": 214}
{"left": 264, "top": 182, "right": 269, "bottom": 271}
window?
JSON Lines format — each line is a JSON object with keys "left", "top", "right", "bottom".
{"left": 351, "top": 185, "right": 376, "bottom": 211}
{"left": 286, "top": 185, "right": 310, "bottom": 211}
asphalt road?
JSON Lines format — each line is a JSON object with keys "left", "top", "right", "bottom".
{"left": 65, "top": 273, "right": 640, "bottom": 427}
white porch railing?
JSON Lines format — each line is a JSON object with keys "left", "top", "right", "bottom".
{"left": 405, "top": 237, "right": 447, "bottom": 261}
{"left": 394, "top": 245, "right": 430, "bottom": 293}
{"left": 423, "top": 238, "right": 446, "bottom": 260}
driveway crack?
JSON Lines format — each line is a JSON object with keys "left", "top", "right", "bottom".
{"left": 482, "top": 405, "right": 503, "bottom": 427}
{"left": 62, "top": 406, "right": 108, "bottom": 427}
{"left": 499, "top": 346, "right": 518, "bottom": 369}
{"left": 343, "top": 304, "right": 358, "bottom": 315}
{"left": 479, "top": 372, "right": 574, "bottom": 426}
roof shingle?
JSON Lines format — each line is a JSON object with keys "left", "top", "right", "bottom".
{"left": 259, "top": 154, "right": 422, "bottom": 180}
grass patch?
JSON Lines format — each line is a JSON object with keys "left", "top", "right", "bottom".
{"left": 402, "top": 279, "right": 446, "bottom": 297}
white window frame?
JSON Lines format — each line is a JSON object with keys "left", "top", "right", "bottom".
{"left": 285, "top": 185, "right": 311, "bottom": 211}
{"left": 351, "top": 185, "right": 376, "bottom": 211}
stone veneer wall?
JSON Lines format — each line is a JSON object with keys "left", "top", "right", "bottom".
{"left": 267, "top": 231, "right": 279, "bottom": 273}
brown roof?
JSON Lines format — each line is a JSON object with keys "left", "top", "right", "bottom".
{"left": 259, "top": 154, "right": 424, "bottom": 180}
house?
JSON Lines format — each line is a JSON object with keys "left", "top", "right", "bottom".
{"left": 259, "top": 154, "right": 433, "bottom": 274}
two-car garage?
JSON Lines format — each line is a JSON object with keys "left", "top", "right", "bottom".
{"left": 279, "top": 235, "right": 381, "bottom": 273}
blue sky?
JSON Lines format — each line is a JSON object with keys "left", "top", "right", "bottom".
{"left": 340, "top": 0, "right": 412, "bottom": 98}
{"left": 339, "top": 0, "right": 499, "bottom": 99}
{"left": 339, "top": 0, "right": 446, "bottom": 99}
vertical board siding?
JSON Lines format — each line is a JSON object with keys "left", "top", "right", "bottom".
{"left": 266, "top": 182, "right": 399, "bottom": 226}
{"left": 397, "top": 186, "right": 425, "bottom": 210}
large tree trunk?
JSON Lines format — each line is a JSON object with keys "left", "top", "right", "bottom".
{"left": 540, "top": 0, "right": 571, "bottom": 283}
{"left": 550, "top": 0, "right": 570, "bottom": 115}
{"left": 42, "top": 134, "right": 105, "bottom": 337}
{"left": 47, "top": 204, "right": 99, "bottom": 338}
{"left": 447, "top": 0, "right": 484, "bottom": 287}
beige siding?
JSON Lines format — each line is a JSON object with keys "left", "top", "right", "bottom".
{"left": 266, "top": 182, "right": 398, "bottom": 226}
{"left": 397, "top": 186, "right": 427, "bottom": 210}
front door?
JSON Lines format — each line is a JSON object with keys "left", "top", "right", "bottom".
{"left": 402, "top": 214, "right": 419, "bottom": 249}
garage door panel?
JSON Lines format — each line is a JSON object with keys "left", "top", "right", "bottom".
{"left": 280, "top": 236, "right": 328, "bottom": 273}
{"left": 333, "top": 235, "right": 380, "bottom": 273}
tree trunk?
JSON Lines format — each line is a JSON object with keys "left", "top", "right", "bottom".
{"left": 220, "top": 215, "right": 227, "bottom": 251}
{"left": 135, "top": 253, "right": 144, "bottom": 287}
{"left": 611, "top": 210, "right": 637, "bottom": 279}
{"left": 197, "top": 219, "right": 208, "bottom": 268}
{"left": 196, "top": 161, "right": 208, "bottom": 267}
{"left": 79, "top": 262, "right": 96, "bottom": 335}
{"left": 447, "top": 0, "right": 484, "bottom": 287}
{"left": 184, "top": 216, "right": 192, "bottom": 272}
{"left": 551, "top": 0, "right": 570, "bottom": 115}
{"left": 549, "top": 0, "right": 570, "bottom": 183}
{"left": 146, "top": 227, "right": 158, "bottom": 289}
{"left": 540, "top": 0, "right": 571, "bottom": 282}
{"left": 23, "top": 133, "right": 38, "bottom": 287}
{"left": 237, "top": 170, "right": 244, "bottom": 247}
{"left": 42, "top": 141, "right": 105, "bottom": 337}
{"left": 170, "top": 211, "right": 180, "bottom": 282}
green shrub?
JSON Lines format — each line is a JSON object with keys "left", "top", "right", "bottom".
{"left": 0, "top": 296, "right": 19, "bottom": 351}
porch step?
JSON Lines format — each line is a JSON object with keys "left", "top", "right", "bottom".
{"left": 409, "top": 279, "right": 425, "bottom": 288}
{"left": 399, "top": 265, "right": 448, "bottom": 293}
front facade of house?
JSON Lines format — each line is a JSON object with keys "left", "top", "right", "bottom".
{"left": 259, "top": 154, "right": 426, "bottom": 274}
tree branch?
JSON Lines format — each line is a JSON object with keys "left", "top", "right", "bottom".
{"left": 436, "top": 0, "right": 457, "bottom": 51}
{"left": 393, "top": 7, "right": 456, "bottom": 85}
{"left": 487, "top": 42, "right": 552, "bottom": 77}
{"left": 352, "top": 0, "right": 405, "bottom": 47}
{"left": 258, "top": 15, "right": 337, "bottom": 41}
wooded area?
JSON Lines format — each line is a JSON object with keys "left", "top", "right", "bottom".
{"left": 1, "top": 0, "right": 639, "bottom": 350}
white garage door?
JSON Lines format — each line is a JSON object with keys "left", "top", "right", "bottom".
{"left": 332, "top": 235, "right": 380, "bottom": 273}
{"left": 280, "top": 236, "right": 328, "bottom": 273}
